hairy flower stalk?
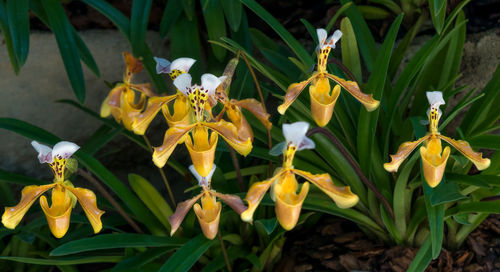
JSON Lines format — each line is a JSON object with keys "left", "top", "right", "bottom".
{"left": 384, "top": 91, "right": 490, "bottom": 187}
{"left": 168, "top": 165, "right": 246, "bottom": 240}
{"left": 2, "top": 141, "right": 104, "bottom": 238}
{"left": 277, "top": 29, "right": 380, "bottom": 127}
{"left": 241, "top": 122, "right": 359, "bottom": 230}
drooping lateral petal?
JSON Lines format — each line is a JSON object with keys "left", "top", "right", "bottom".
{"left": 241, "top": 174, "right": 281, "bottom": 223}
{"left": 40, "top": 185, "right": 73, "bottom": 238}
{"left": 293, "top": 169, "right": 359, "bottom": 209}
{"left": 202, "top": 121, "right": 253, "bottom": 156}
{"left": 439, "top": 135, "right": 491, "bottom": 170}
{"left": 233, "top": 99, "right": 272, "bottom": 130}
{"left": 193, "top": 193, "right": 222, "bottom": 240}
{"left": 52, "top": 141, "right": 80, "bottom": 160}
{"left": 2, "top": 184, "right": 56, "bottom": 229}
{"left": 168, "top": 192, "right": 203, "bottom": 236}
{"left": 274, "top": 173, "right": 309, "bottom": 230}
{"left": 132, "top": 95, "right": 177, "bottom": 135}
{"left": 212, "top": 192, "right": 247, "bottom": 214}
{"left": 420, "top": 145, "right": 450, "bottom": 188}
{"left": 384, "top": 135, "right": 430, "bottom": 172}
{"left": 226, "top": 105, "right": 253, "bottom": 141}
{"left": 324, "top": 73, "right": 380, "bottom": 112}
{"left": 31, "top": 141, "right": 53, "bottom": 163}
{"left": 278, "top": 75, "right": 317, "bottom": 115}
{"left": 100, "top": 84, "right": 125, "bottom": 118}
{"left": 65, "top": 186, "right": 105, "bottom": 234}
{"left": 153, "top": 124, "right": 196, "bottom": 168}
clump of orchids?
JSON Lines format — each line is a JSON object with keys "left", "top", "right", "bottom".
{"left": 385, "top": 91, "right": 490, "bottom": 187}
{"left": 2, "top": 141, "right": 104, "bottom": 238}
{"left": 241, "top": 122, "right": 359, "bottom": 230}
{"left": 278, "top": 28, "right": 380, "bottom": 127}
{"left": 169, "top": 164, "right": 246, "bottom": 240}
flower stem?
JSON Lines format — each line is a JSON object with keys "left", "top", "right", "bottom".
{"left": 229, "top": 146, "right": 245, "bottom": 192}
{"left": 307, "top": 127, "right": 395, "bottom": 218}
{"left": 77, "top": 169, "right": 144, "bottom": 233}
{"left": 142, "top": 135, "right": 176, "bottom": 208}
{"left": 218, "top": 232, "right": 232, "bottom": 272}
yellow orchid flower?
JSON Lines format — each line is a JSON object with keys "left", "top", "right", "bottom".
{"left": 168, "top": 165, "right": 246, "bottom": 240}
{"left": 2, "top": 141, "right": 104, "bottom": 238}
{"left": 384, "top": 91, "right": 490, "bottom": 187}
{"left": 152, "top": 73, "right": 252, "bottom": 177}
{"left": 100, "top": 52, "right": 155, "bottom": 131}
{"left": 241, "top": 122, "right": 359, "bottom": 230}
{"left": 132, "top": 57, "right": 197, "bottom": 135}
{"left": 277, "top": 29, "right": 380, "bottom": 127}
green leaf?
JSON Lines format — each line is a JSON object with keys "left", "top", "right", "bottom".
{"left": 429, "top": 181, "right": 467, "bottom": 206}
{"left": 0, "top": 256, "right": 122, "bottom": 265}
{"left": 407, "top": 237, "right": 432, "bottom": 272}
{"left": 0, "top": 1, "right": 20, "bottom": 73}
{"left": 131, "top": 0, "right": 152, "bottom": 55}
{"left": 340, "top": 17, "right": 362, "bottom": 81}
{"left": 182, "top": 0, "right": 196, "bottom": 20}
{"left": 159, "top": 234, "right": 215, "bottom": 272}
{"left": 429, "top": 0, "right": 446, "bottom": 34}
{"left": 112, "top": 247, "right": 173, "bottom": 272}
{"left": 468, "top": 135, "right": 500, "bottom": 151}
{"left": 159, "top": 0, "right": 183, "bottom": 37}
{"left": 221, "top": 0, "right": 242, "bottom": 31}
{"left": 453, "top": 214, "right": 471, "bottom": 225}
{"left": 42, "top": 0, "right": 86, "bottom": 103}
{"left": 325, "top": 2, "right": 353, "bottom": 32}
{"left": 201, "top": 0, "right": 227, "bottom": 61}
{"left": 50, "top": 234, "right": 184, "bottom": 256}
{"left": 83, "top": 0, "right": 131, "bottom": 38}
{"left": 80, "top": 125, "right": 122, "bottom": 155}
{"left": 170, "top": 15, "right": 202, "bottom": 77}
{"left": 240, "top": 0, "right": 313, "bottom": 67}
{"left": 255, "top": 218, "right": 278, "bottom": 235}
{"left": 446, "top": 201, "right": 500, "bottom": 217}
{"left": 0, "top": 169, "right": 45, "bottom": 186}
{"left": 423, "top": 176, "right": 445, "bottom": 259}
{"left": 446, "top": 173, "right": 492, "bottom": 188}
{"left": 357, "top": 5, "right": 392, "bottom": 20}
{"left": 129, "top": 174, "right": 173, "bottom": 231}
{"left": 7, "top": 0, "right": 29, "bottom": 66}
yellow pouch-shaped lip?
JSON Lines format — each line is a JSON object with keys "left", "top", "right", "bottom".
{"left": 193, "top": 193, "right": 222, "bottom": 240}
{"left": 40, "top": 185, "right": 73, "bottom": 238}
{"left": 186, "top": 126, "right": 218, "bottom": 177}
{"left": 309, "top": 82, "right": 341, "bottom": 127}
{"left": 274, "top": 172, "right": 309, "bottom": 230}
{"left": 420, "top": 143, "right": 450, "bottom": 188}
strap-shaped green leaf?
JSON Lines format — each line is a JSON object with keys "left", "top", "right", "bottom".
{"left": 0, "top": 256, "right": 123, "bottom": 265}
{"left": 0, "top": 2, "right": 20, "bottom": 73}
{"left": 159, "top": 0, "right": 183, "bottom": 37}
{"left": 201, "top": 0, "right": 227, "bottom": 61}
{"left": 159, "top": 234, "right": 216, "bottom": 272}
{"left": 220, "top": 0, "right": 242, "bottom": 32}
{"left": 131, "top": 0, "right": 152, "bottom": 55}
{"left": 41, "top": 0, "right": 86, "bottom": 102}
{"left": 407, "top": 236, "right": 432, "bottom": 272}
{"left": 7, "top": 0, "right": 29, "bottom": 66}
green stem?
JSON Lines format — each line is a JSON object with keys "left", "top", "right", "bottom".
{"left": 218, "top": 232, "right": 232, "bottom": 272}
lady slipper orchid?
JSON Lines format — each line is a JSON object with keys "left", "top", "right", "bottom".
{"left": 168, "top": 165, "right": 246, "bottom": 240}
{"left": 277, "top": 29, "right": 380, "bottom": 127}
{"left": 132, "top": 57, "right": 197, "bottom": 135}
{"left": 152, "top": 73, "right": 252, "bottom": 177}
{"left": 2, "top": 141, "right": 104, "bottom": 238}
{"left": 101, "top": 52, "right": 156, "bottom": 131}
{"left": 241, "top": 122, "right": 359, "bottom": 230}
{"left": 384, "top": 91, "right": 490, "bottom": 187}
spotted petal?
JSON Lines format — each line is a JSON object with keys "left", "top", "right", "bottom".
{"left": 52, "top": 141, "right": 80, "bottom": 160}
{"left": 173, "top": 73, "right": 193, "bottom": 97}
{"left": 2, "top": 184, "right": 56, "bottom": 229}
{"left": 169, "top": 192, "right": 203, "bottom": 236}
{"left": 324, "top": 73, "right": 379, "bottom": 112}
{"left": 31, "top": 141, "right": 53, "bottom": 163}
{"left": 170, "top": 58, "right": 196, "bottom": 73}
{"left": 202, "top": 121, "right": 252, "bottom": 156}
{"left": 66, "top": 186, "right": 105, "bottom": 234}
{"left": 278, "top": 74, "right": 318, "bottom": 114}
{"left": 293, "top": 169, "right": 358, "bottom": 209}
{"left": 201, "top": 73, "right": 223, "bottom": 98}
{"left": 384, "top": 135, "right": 430, "bottom": 172}
{"left": 439, "top": 135, "right": 491, "bottom": 171}
{"left": 153, "top": 124, "right": 196, "bottom": 168}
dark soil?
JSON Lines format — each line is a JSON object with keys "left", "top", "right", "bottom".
{"left": 277, "top": 214, "right": 500, "bottom": 271}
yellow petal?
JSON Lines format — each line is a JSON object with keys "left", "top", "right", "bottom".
{"left": 212, "top": 192, "right": 247, "bottom": 214}
{"left": 293, "top": 169, "right": 359, "bottom": 209}
{"left": 241, "top": 174, "right": 281, "bottom": 223}
{"left": 100, "top": 84, "right": 125, "bottom": 118}
{"left": 420, "top": 143, "right": 450, "bottom": 188}
{"left": 132, "top": 95, "right": 176, "bottom": 135}
{"left": 40, "top": 185, "right": 73, "bottom": 238}
{"left": 233, "top": 99, "right": 272, "bottom": 130}
{"left": 202, "top": 121, "right": 253, "bottom": 156}
{"left": 66, "top": 186, "right": 105, "bottom": 234}
{"left": 324, "top": 73, "right": 380, "bottom": 112}
{"left": 193, "top": 193, "right": 222, "bottom": 240}
{"left": 225, "top": 105, "right": 253, "bottom": 142}
{"left": 186, "top": 126, "right": 218, "bottom": 177}
{"left": 277, "top": 74, "right": 317, "bottom": 115}
{"left": 310, "top": 81, "right": 341, "bottom": 127}
{"left": 384, "top": 135, "right": 430, "bottom": 172}
{"left": 153, "top": 124, "right": 196, "bottom": 168}
{"left": 2, "top": 184, "right": 55, "bottom": 229}
{"left": 168, "top": 192, "right": 203, "bottom": 236}
{"left": 439, "top": 135, "right": 491, "bottom": 171}
{"left": 274, "top": 172, "right": 309, "bottom": 230}
{"left": 121, "top": 90, "right": 146, "bottom": 131}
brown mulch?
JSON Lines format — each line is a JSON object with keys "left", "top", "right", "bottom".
{"left": 276, "top": 215, "right": 500, "bottom": 272}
